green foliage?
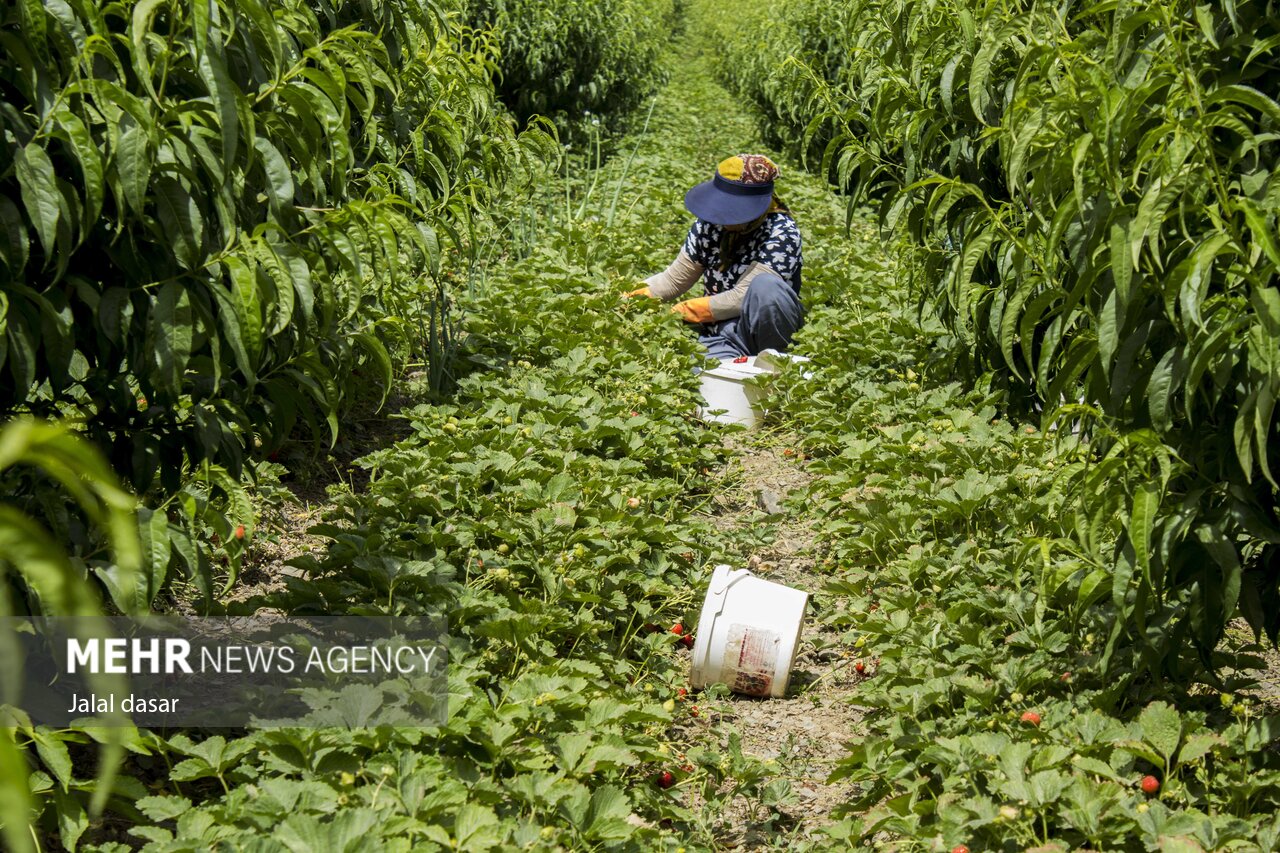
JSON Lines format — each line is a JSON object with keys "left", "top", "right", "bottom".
{"left": 22, "top": 2, "right": 1280, "bottom": 847}
{"left": 690, "top": 0, "right": 847, "bottom": 167}
{"left": 0, "top": 0, "right": 550, "bottom": 602}
{"left": 700, "top": 0, "right": 1280, "bottom": 675}
{"left": 772, "top": 201, "right": 1280, "bottom": 851}
{"left": 0, "top": 419, "right": 141, "bottom": 615}
{"left": 0, "top": 418, "right": 147, "bottom": 853}
{"left": 666, "top": 5, "right": 1280, "bottom": 843}
{"left": 466, "top": 0, "right": 676, "bottom": 139}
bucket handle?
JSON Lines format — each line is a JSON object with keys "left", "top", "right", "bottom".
{"left": 707, "top": 567, "right": 753, "bottom": 617}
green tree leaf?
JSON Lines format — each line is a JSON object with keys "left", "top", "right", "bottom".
{"left": 151, "top": 281, "right": 193, "bottom": 394}
{"left": 14, "top": 143, "right": 61, "bottom": 261}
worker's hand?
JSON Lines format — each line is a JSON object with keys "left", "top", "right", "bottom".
{"left": 671, "top": 297, "right": 714, "bottom": 324}
{"left": 623, "top": 285, "right": 653, "bottom": 299}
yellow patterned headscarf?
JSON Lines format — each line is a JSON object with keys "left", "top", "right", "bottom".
{"left": 716, "top": 154, "right": 790, "bottom": 215}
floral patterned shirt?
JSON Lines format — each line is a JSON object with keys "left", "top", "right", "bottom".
{"left": 681, "top": 212, "right": 802, "bottom": 296}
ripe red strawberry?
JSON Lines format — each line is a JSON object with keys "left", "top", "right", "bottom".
{"left": 952, "top": 846, "right": 970, "bottom": 853}
{"left": 656, "top": 770, "right": 675, "bottom": 789}
{"left": 1141, "top": 774, "right": 1160, "bottom": 795}
{"left": 690, "top": 705, "right": 700, "bottom": 718}
{"left": 233, "top": 524, "right": 246, "bottom": 540}
{"left": 854, "top": 660, "right": 866, "bottom": 674}
{"left": 679, "top": 635, "right": 694, "bottom": 649}
{"left": 1020, "top": 711, "right": 1042, "bottom": 726}
{"left": 671, "top": 623, "right": 684, "bottom": 636}
{"left": 677, "top": 687, "right": 687, "bottom": 698}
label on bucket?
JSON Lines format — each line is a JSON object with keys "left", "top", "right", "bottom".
{"left": 720, "top": 623, "right": 778, "bottom": 696}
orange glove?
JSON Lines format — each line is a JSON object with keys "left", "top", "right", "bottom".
{"left": 623, "top": 286, "right": 653, "bottom": 298}
{"left": 671, "top": 297, "right": 714, "bottom": 324}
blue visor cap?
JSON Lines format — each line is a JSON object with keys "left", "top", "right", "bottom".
{"left": 684, "top": 172, "right": 774, "bottom": 226}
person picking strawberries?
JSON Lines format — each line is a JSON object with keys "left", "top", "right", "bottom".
{"left": 625, "top": 154, "right": 804, "bottom": 360}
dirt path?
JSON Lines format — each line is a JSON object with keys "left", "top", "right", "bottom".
{"left": 537, "top": 30, "right": 882, "bottom": 848}
{"left": 698, "top": 432, "right": 865, "bottom": 848}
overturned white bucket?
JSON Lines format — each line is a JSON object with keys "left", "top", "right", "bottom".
{"left": 690, "top": 564, "right": 809, "bottom": 698}
{"left": 696, "top": 349, "right": 812, "bottom": 428}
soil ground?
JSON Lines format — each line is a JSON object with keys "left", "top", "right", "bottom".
{"left": 694, "top": 432, "right": 866, "bottom": 848}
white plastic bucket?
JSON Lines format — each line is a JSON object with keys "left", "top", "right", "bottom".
{"left": 697, "top": 360, "right": 766, "bottom": 426}
{"left": 690, "top": 564, "right": 809, "bottom": 698}
{"left": 695, "top": 349, "right": 813, "bottom": 427}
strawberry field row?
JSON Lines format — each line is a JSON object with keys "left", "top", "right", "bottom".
{"left": 773, "top": 208, "right": 1280, "bottom": 848}
{"left": 80, "top": 242, "right": 748, "bottom": 850}
{"left": 694, "top": 0, "right": 1280, "bottom": 846}
{"left": 10, "top": 0, "right": 1280, "bottom": 849}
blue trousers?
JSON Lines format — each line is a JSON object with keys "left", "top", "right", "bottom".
{"left": 697, "top": 274, "right": 805, "bottom": 360}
